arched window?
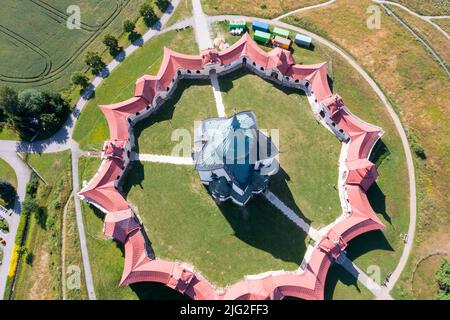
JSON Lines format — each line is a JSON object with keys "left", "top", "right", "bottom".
{"left": 260, "top": 67, "right": 264, "bottom": 71}
{"left": 196, "top": 70, "right": 200, "bottom": 74}
{"left": 187, "top": 70, "right": 191, "bottom": 74}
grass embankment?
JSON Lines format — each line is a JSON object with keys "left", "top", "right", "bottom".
{"left": 386, "top": 5, "right": 449, "bottom": 66}
{"left": 391, "top": 0, "right": 450, "bottom": 16}
{"left": 283, "top": 0, "right": 449, "bottom": 299}
{"left": 73, "top": 28, "right": 198, "bottom": 151}
{"left": 12, "top": 151, "right": 74, "bottom": 299}
{"left": 166, "top": 0, "right": 193, "bottom": 27}
{"left": 123, "top": 162, "right": 308, "bottom": 288}
{"left": 201, "top": 0, "right": 330, "bottom": 19}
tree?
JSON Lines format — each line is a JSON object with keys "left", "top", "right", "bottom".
{"left": 85, "top": 51, "right": 106, "bottom": 75}
{"left": 22, "top": 197, "right": 39, "bottom": 216}
{"left": 155, "top": 0, "right": 170, "bottom": 12}
{"left": 139, "top": 3, "right": 157, "bottom": 26}
{"left": 123, "top": 19, "right": 136, "bottom": 33}
{"left": 0, "top": 179, "right": 16, "bottom": 208}
{"left": 71, "top": 72, "right": 89, "bottom": 89}
{"left": 0, "top": 86, "right": 18, "bottom": 121}
{"left": 436, "top": 258, "right": 450, "bottom": 300}
{"left": 103, "top": 34, "right": 121, "bottom": 57}
{"left": 17, "top": 246, "right": 27, "bottom": 256}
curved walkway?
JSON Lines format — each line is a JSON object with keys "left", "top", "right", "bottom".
{"left": 273, "top": 0, "right": 337, "bottom": 21}
{"left": 207, "top": 14, "right": 417, "bottom": 296}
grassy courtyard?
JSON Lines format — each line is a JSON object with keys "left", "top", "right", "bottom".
{"left": 218, "top": 69, "right": 342, "bottom": 228}
{"left": 133, "top": 79, "right": 217, "bottom": 154}
{"left": 73, "top": 27, "right": 198, "bottom": 151}
{"left": 123, "top": 162, "right": 307, "bottom": 288}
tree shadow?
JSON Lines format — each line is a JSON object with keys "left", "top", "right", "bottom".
{"left": 132, "top": 79, "right": 211, "bottom": 153}
{"left": 324, "top": 263, "right": 363, "bottom": 300}
{"left": 215, "top": 192, "right": 307, "bottom": 265}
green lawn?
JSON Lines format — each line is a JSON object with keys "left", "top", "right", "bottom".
{"left": 324, "top": 264, "right": 374, "bottom": 300}
{"left": 13, "top": 150, "right": 73, "bottom": 299}
{"left": 134, "top": 79, "right": 217, "bottom": 154}
{"left": 219, "top": 69, "right": 342, "bottom": 228}
{"left": 123, "top": 162, "right": 307, "bottom": 288}
{"left": 0, "top": 157, "right": 17, "bottom": 188}
{"left": 73, "top": 27, "right": 198, "bottom": 151}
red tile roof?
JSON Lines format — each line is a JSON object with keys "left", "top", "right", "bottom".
{"left": 78, "top": 33, "right": 385, "bottom": 300}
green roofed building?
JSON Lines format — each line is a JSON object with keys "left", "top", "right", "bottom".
{"left": 194, "top": 111, "right": 279, "bottom": 206}
{"left": 272, "top": 27, "right": 289, "bottom": 38}
{"left": 253, "top": 30, "right": 271, "bottom": 43}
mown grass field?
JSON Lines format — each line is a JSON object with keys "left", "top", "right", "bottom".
{"left": 432, "top": 18, "right": 450, "bottom": 34}
{"left": 134, "top": 79, "right": 217, "bottom": 154}
{"left": 123, "top": 162, "right": 307, "bottom": 288}
{"left": 201, "top": 0, "right": 328, "bottom": 19}
{"left": 166, "top": 0, "right": 193, "bottom": 27}
{"left": 284, "top": 0, "right": 449, "bottom": 299}
{"left": 218, "top": 69, "right": 341, "bottom": 228}
{"left": 0, "top": 157, "right": 17, "bottom": 188}
{"left": 13, "top": 151, "right": 73, "bottom": 299}
{"left": 73, "top": 27, "right": 198, "bottom": 151}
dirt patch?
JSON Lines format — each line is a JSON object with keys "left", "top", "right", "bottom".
{"left": 412, "top": 253, "right": 450, "bottom": 299}
{"left": 28, "top": 250, "right": 51, "bottom": 299}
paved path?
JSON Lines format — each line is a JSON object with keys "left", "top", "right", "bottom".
{"left": 207, "top": 14, "right": 417, "bottom": 296}
{"left": 339, "top": 255, "right": 393, "bottom": 300}
{"left": 210, "top": 70, "right": 226, "bottom": 117}
{"left": 0, "top": 152, "right": 31, "bottom": 299}
{"left": 264, "top": 191, "right": 321, "bottom": 241}
{"left": 133, "top": 153, "right": 194, "bottom": 165}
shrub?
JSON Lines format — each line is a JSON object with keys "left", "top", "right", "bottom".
{"left": 123, "top": 19, "right": 136, "bottom": 33}
{"left": 0, "top": 219, "right": 9, "bottom": 232}
{"left": 71, "top": 72, "right": 90, "bottom": 89}
{"left": 436, "top": 258, "right": 450, "bottom": 300}
{"left": 25, "top": 251, "right": 33, "bottom": 265}
{"left": 103, "top": 34, "right": 121, "bottom": 57}
{"left": 139, "top": 3, "right": 157, "bottom": 26}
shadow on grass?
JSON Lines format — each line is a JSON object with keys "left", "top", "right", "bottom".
{"left": 130, "top": 281, "right": 191, "bottom": 300}
{"left": 216, "top": 192, "right": 307, "bottom": 265}
{"left": 218, "top": 68, "right": 306, "bottom": 97}
{"left": 268, "top": 167, "right": 312, "bottom": 226}
{"left": 324, "top": 263, "right": 363, "bottom": 300}
{"left": 132, "top": 79, "right": 212, "bottom": 153}
{"left": 345, "top": 230, "right": 394, "bottom": 262}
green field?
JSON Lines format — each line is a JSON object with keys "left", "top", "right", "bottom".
{"left": 73, "top": 27, "right": 198, "bottom": 151}
{"left": 0, "top": 157, "right": 17, "bottom": 188}
{"left": 0, "top": 0, "right": 152, "bottom": 90}
{"left": 123, "top": 162, "right": 307, "bottom": 287}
